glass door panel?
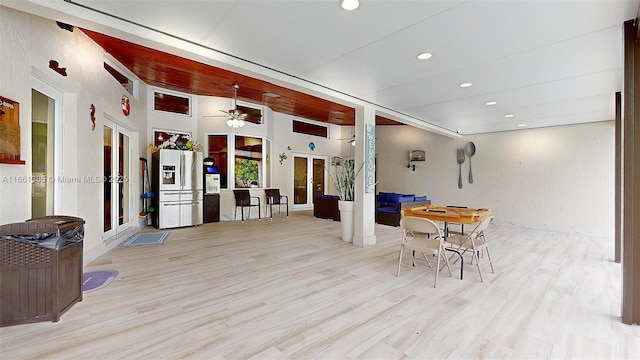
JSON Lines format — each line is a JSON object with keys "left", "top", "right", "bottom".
{"left": 104, "top": 124, "right": 114, "bottom": 236}
{"left": 312, "top": 158, "right": 325, "bottom": 199}
{"left": 118, "top": 131, "right": 130, "bottom": 228}
{"left": 293, "top": 156, "right": 308, "bottom": 205}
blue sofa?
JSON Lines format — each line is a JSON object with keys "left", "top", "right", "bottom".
{"left": 376, "top": 192, "right": 430, "bottom": 226}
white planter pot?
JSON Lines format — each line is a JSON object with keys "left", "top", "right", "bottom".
{"left": 338, "top": 200, "right": 354, "bottom": 243}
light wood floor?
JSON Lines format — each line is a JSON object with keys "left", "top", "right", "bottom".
{"left": 1, "top": 211, "right": 638, "bottom": 359}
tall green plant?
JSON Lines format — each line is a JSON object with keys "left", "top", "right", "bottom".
{"left": 327, "top": 159, "right": 363, "bottom": 201}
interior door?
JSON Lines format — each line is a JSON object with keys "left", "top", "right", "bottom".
{"left": 104, "top": 118, "right": 132, "bottom": 240}
{"left": 293, "top": 154, "right": 326, "bottom": 209}
{"left": 31, "top": 76, "right": 63, "bottom": 218}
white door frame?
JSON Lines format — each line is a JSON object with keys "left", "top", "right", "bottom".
{"left": 292, "top": 153, "right": 327, "bottom": 210}
{"left": 31, "top": 75, "right": 63, "bottom": 215}
{"left": 104, "top": 118, "right": 133, "bottom": 240}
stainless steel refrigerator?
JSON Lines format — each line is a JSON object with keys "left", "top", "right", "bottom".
{"left": 151, "top": 149, "right": 203, "bottom": 229}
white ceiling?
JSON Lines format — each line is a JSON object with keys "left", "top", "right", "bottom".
{"left": 5, "top": 0, "right": 639, "bottom": 134}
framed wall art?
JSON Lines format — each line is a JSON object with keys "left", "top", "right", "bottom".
{"left": 0, "top": 96, "right": 24, "bottom": 164}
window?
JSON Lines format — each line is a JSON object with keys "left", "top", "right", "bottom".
{"left": 154, "top": 130, "right": 191, "bottom": 147}
{"left": 293, "top": 120, "right": 328, "bottom": 138}
{"left": 234, "top": 135, "right": 263, "bottom": 188}
{"left": 154, "top": 91, "right": 191, "bottom": 115}
{"left": 207, "top": 134, "right": 269, "bottom": 189}
{"left": 104, "top": 62, "right": 134, "bottom": 95}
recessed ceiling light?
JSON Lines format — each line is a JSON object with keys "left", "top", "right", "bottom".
{"left": 486, "top": 101, "right": 497, "bottom": 106}
{"left": 459, "top": 82, "right": 472, "bottom": 88}
{"left": 263, "top": 92, "right": 280, "bottom": 98}
{"left": 417, "top": 52, "right": 432, "bottom": 60}
{"left": 341, "top": 0, "right": 359, "bottom": 10}
{"left": 505, "top": 114, "right": 515, "bottom": 118}
{"left": 517, "top": 123, "right": 527, "bottom": 127}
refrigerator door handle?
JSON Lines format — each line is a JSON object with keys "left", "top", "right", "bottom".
{"left": 180, "top": 152, "right": 185, "bottom": 188}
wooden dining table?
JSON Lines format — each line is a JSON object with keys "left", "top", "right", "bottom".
{"left": 402, "top": 204, "right": 492, "bottom": 279}
{"left": 403, "top": 205, "right": 492, "bottom": 227}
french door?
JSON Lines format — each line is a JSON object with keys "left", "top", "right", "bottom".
{"left": 293, "top": 154, "right": 326, "bottom": 209}
{"left": 103, "top": 118, "right": 132, "bottom": 240}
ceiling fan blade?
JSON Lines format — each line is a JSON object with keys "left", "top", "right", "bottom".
{"left": 337, "top": 135, "right": 356, "bottom": 141}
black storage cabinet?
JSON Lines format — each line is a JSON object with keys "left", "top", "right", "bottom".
{"left": 0, "top": 215, "right": 84, "bottom": 327}
{"left": 204, "top": 193, "right": 220, "bottom": 223}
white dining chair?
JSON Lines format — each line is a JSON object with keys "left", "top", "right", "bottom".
{"left": 397, "top": 217, "right": 452, "bottom": 288}
{"left": 445, "top": 215, "right": 495, "bottom": 282}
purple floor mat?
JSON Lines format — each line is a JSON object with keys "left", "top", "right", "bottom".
{"left": 83, "top": 270, "right": 119, "bottom": 293}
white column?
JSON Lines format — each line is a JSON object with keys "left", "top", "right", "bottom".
{"left": 353, "top": 104, "right": 376, "bottom": 247}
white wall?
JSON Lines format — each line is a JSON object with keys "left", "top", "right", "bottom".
{"left": 375, "top": 121, "right": 614, "bottom": 236}
{"left": 0, "top": 7, "right": 146, "bottom": 263}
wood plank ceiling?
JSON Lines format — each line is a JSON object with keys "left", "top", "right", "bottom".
{"left": 82, "top": 29, "right": 401, "bottom": 127}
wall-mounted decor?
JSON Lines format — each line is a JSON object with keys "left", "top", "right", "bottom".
{"left": 48, "top": 60, "right": 67, "bottom": 77}
{"left": 409, "top": 150, "right": 425, "bottom": 162}
{"left": 278, "top": 152, "right": 288, "bottom": 165}
{"left": 457, "top": 148, "right": 465, "bottom": 189}
{"left": 407, "top": 150, "right": 425, "bottom": 171}
{"left": 465, "top": 142, "right": 476, "bottom": 184}
{"left": 365, "top": 124, "right": 376, "bottom": 193}
{"left": 90, "top": 104, "right": 96, "bottom": 130}
{"left": 0, "top": 96, "right": 24, "bottom": 164}
{"left": 121, "top": 95, "right": 130, "bottom": 116}
{"left": 308, "top": 142, "right": 315, "bottom": 151}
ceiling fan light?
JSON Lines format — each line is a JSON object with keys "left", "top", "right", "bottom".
{"left": 341, "top": 0, "right": 359, "bottom": 11}
{"left": 227, "top": 117, "right": 245, "bottom": 128}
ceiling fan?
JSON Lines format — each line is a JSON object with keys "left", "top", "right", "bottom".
{"left": 204, "top": 84, "right": 247, "bottom": 128}
{"left": 338, "top": 135, "right": 356, "bottom": 146}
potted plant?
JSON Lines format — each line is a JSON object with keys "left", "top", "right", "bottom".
{"left": 327, "top": 159, "right": 362, "bottom": 243}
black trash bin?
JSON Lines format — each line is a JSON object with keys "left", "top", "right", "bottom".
{"left": 0, "top": 215, "right": 85, "bottom": 327}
